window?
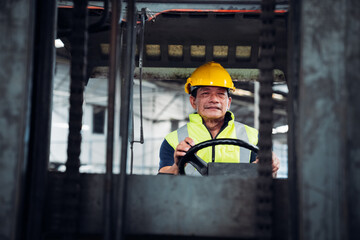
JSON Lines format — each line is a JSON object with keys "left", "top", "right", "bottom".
{"left": 92, "top": 105, "right": 106, "bottom": 134}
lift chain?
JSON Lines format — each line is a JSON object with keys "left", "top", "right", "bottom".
{"left": 63, "top": 0, "right": 88, "bottom": 235}
{"left": 257, "top": 0, "right": 275, "bottom": 238}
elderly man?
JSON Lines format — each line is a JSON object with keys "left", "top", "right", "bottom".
{"left": 158, "top": 61, "right": 280, "bottom": 175}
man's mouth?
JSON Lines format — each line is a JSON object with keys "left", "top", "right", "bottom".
{"left": 205, "top": 106, "right": 221, "bottom": 110}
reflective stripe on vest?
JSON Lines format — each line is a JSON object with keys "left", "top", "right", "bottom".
{"left": 234, "top": 121, "right": 251, "bottom": 162}
{"left": 177, "top": 121, "right": 251, "bottom": 162}
{"left": 177, "top": 124, "right": 189, "bottom": 144}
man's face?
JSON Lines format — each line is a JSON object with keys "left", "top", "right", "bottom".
{"left": 189, "top": 86, "right": 232, "bottom": 121}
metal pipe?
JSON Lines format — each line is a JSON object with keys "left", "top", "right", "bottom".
{"left": 115, "top": 0, "right": 137, "bottom": 239}
{"left": 130, "top": 8, "right": 146, "bottom": 174}
{"left": 137, "top": 8, "right": 146, "bottom": 145}
{"left": 104, "top": 0, "right": 122, "bottom": 239}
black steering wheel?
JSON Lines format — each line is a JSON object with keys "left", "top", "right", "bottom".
{"left": 178, "top": 138, "right": 259, "bottom": 176}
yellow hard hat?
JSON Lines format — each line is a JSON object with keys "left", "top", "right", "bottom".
{"left": 184, "top": 61, "right": 235, "bottom": 94}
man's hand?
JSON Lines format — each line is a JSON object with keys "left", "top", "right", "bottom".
{"left": 253, "top": 152, "right": 280, "bottom": 178}
{"left": 158, "top": 137, "right": 195, "bottom": 175}
{"left": 271, "top": 152, "right": 280, "bottom": 176}
{"left": 174, "top": 137, "right": 195, "bottom": 166}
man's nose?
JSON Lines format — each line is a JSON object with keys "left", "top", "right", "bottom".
{"left": 208, "top": 93, "right": 220, "bottom": 102}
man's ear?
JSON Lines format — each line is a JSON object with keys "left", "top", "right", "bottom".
{"left": 189, "top": 95, "right": 197, "bottom": 110}
{"left": 227, "top": 97, "right": 232, "bottom": 110}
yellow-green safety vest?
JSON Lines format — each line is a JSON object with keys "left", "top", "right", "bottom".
{"left": 165, "top": 112, "right": 258, "bottom": 163}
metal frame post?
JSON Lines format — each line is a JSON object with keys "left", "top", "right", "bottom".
{"left": 104, "top": 0, "right": 123, "bottom": 239}
{"left": 24, "top": 0, "right": 57, "bottom": 239}
{"left": 297, "top": 0, "right": 360, "bottom": 239}
{"left": 287, "top": 0, "right": 301, "bottom": 239}
{"left": 115, "top": 0, "right": 137, "bottom": 239}
{"left": 0, "top": 0, "right": 36, "bottom": 239}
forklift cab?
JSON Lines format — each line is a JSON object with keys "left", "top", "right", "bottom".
{"left": 3, "top": 0, "right": 360, "bottom": 239}
{"left": 51, "top": 1, "right": 289, "bottom": 239}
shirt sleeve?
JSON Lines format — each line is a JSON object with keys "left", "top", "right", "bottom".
{"left": 250, "top": 151, "right": 257, "bottom": 163}
{"left": 159, "top": 139, "right": 175, "bottom": 170}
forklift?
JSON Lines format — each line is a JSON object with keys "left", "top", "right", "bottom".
{"left": 43, "top": 1, "right": 288, "bottom": 238}
{"left": 1, "top": 0, "right": 359, "bottom": 240}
